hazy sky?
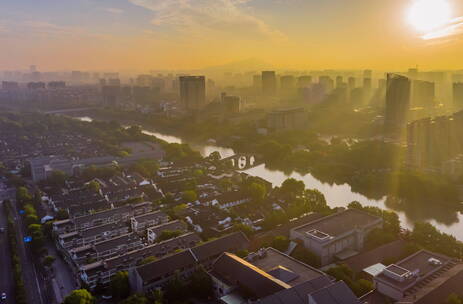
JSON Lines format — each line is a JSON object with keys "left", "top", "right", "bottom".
{"left": 1, "top": 0, "right": 463, "bottom": 71}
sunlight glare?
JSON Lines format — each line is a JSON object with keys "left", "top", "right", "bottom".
{"left": 408, "top": 0, "right": 452, "bottom": 32}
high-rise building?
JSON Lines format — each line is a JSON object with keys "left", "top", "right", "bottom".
{"left": 319, "top": 76, "right": 334, "bottom": 93}
{"left": 262, "top": 71, "right": 277, "bottom": 96}
{"left": 253, "top": 75, "right": 262, "bottom": 89}
{"left": 221, "top": 94, "right": 241, "bottom": 114}
{"left": 297, "top": 76, "right": 312, "bottom": 88}
{"left": 407, "top": 112, "right": 462, "bottom": 169}
{"left": 411, "top": 80, "right": 435, "bottom": 109}
{"left": 453, "top": 83, "right": 463, "bottom": 111}
{"left": 348, "top": 77, "right": 356, "bottom": 90}
{"left": 408, "top": 68, "right": 419, "bottom": 79}
{"left": 280, "top": 75, "right": 296, "bottom": 91}
{"left": 47, "top": 81, "right": 66, "bottom": 89}
{"left": 71, "top": 71, "right": 83, "bottom": 83}
{"left": 363, "top": 69, "right": 372, "bottom": 79}
{"left": 363, "top": 78, "right": 372, "bottom": 91}
{"left": 384, "top": 74, "right": 411, "bottom": 138}
{"left": 27, "top": 82, "right": 46, "bottom": 89}
{"left": 336, "top": 76, "right": 343, "bottom": 88}
{"left": 2, "top": 81, "right": 19, "bottom": 90}
{"left": 179, "top": 76, "right": 206, "bottom": 111}
{"left": 108, "top": 78, "right": 121, "bottom": 86}
{"left": 267, "top": 108, "right": 307, "bottom": 130}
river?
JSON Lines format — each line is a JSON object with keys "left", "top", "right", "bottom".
{"left": 76, "top": 116, "right": 463, "bottom": 240}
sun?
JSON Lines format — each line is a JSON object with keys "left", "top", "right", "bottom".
{"left": 407, "top": 0, "right": 452, "bottom": 32}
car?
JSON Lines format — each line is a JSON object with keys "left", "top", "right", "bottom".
{"left": 1, "top": 292, "right": 6, "bottom": 300}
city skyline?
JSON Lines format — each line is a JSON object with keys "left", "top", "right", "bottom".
{"left": 1, "top": 0, "right": 463, "bottom": 71}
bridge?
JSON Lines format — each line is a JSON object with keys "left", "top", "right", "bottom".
{"left": 221, "top": 153, "right": 263, "bottom": 170}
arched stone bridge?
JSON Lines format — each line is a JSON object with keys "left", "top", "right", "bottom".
{"left": 221, "top": 153, "right": 263, "bottom": 170}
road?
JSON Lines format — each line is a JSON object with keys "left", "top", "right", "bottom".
{"left": 9, "top": 201, "right": 50, "bottom": 304}
{"left": 0, "top": 201, "right": 15, "bottom": 304}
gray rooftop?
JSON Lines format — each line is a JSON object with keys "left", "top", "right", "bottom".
{"left": 293, "top": 209, "right": 382, "bottom": 238}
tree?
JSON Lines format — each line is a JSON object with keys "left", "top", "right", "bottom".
{"left": 28, "top": 224, "right": 45, "bottom": 254}
{"left": 192, "top": 169, "right": 204, "bottom": 177}
{"left": 47, "top": 170, "right": 67, "bottom": 187}
{"left": 219, "top": 178, "right": 233, "bottom": 191}
{"left": 189, "top": 267, "right": 214, "bottom": 299}
{"left": 110, "top": 271, "right": 130, "bottom": 300}
{"left": 248, "top": 182, "right": 266, "bottom": 203}
{"left": 182, "top": 190, "right": 198, "bottom": 202}
{"left": 208, "top": 151, "right": 222, "bottom": 162}
{"left": 348, "top": 201, "right": 362, "bottom": 210}
{"left": 172, "top": 203, "right": 188, "bottom": 216}
{"left": 158, "top": 230, "right": 183, "bottom": 242}
{"left": 16, "top": 187, "right": 32, "bottom": 205}
{"left": 56, "top": 208, "right": 69, "bottom": 220}
{"left": 43, "top": 255, "right": 55, "bottom": 267}
{"left": 164, "top": 272, "right": 189, "bottom": 302}
{"left": 86, "top": 180, "right": 100, "bottom": 193}
{"left": 233, "top": 223, "right": 254, "bottom": 237}
{"left": 131, "top": 159, "right": 159, "bottom": 178}
{"left": 446, "top": 293, "right": 463, "bottom": 304}
{"left": 354, "top": 279, "right": 374, "bottom": 296}
{"left": 291, "top": 245, "right": 320, "bottom": 268}
{"left": 271, "top": 236, "right": 290, "bottom": 252}
{"left": 63, "top": 289, "right": 95, "bottom": 304}
{"left": 305, "top": 189, "right": 329, "bottom": 212}
{"left": 25, "top": 214, "right": 39, "bottom": 226}
{"left": 120, "top": 294, "right": 149, "bottom": 304}
{"left": 161, "top": 192, "right": 175, "bottom": 205}
{"left": 138, "top": 256, "right": 157, "bottom": 265}
{"left": 127, "top": 125, "right": 142, "bottom": 137}
{"left": 365, "top": 228, "right": 396, "bottom": 249}
{"left": 280, "top": 178, "right": 305, "bottom": 199}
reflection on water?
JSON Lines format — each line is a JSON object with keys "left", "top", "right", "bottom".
{"left": 75, "top": 116, "right": 463, "bottom": 240}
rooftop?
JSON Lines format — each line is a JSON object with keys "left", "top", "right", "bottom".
{"left": 248, "top": 247, "right": 325, "bottom": 287}
{"left": 256, "top": 276, "right": 333, "bottom": 304}
{"left": 375, "top": 250, "right": 453, "bottom": 291}
{"left": 293, "top": 209, "right": 382, "bottom": 239}
{"left": 308, "top": 281, "right": 360, "bottom": 304}
{"left": 211, "top": 253, "right": 290, "bottom": 299}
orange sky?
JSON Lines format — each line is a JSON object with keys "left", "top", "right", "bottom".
{"left": 1, "top": 0, "right": 463, "bottom": 71}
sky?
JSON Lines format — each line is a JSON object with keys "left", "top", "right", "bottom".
{"left": 1, "top": 0, "right": 463, "bottom": 71}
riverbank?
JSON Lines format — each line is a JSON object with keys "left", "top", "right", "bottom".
{"left": 71, "top": 113, "right": 463, "bottom": 240}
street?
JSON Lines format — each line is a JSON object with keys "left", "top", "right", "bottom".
{"left": 8, "top": 201, "right": 50, "bottom": 304}
{"left": 0, "top": 200, "right": 15, "bottom": 304}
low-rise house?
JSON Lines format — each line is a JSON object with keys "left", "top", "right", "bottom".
{"left": 57, "top": 221, "right": 130, "bottom": 249}
{"left": 53, "top": 219, "right": 75, "bottom": 234}
{"left": 200, "top": 191, "right": 251, "bottom": 210}
{"left": 70, "top": 233, "right": 143, "bottom": 264}
{"left": 80, "top": 232, "right": 201, "bottom": 287}
{"left": 146, "top": 220, "right": 187, "bottom": 243}
{"left": 290, "top": 209, "right": 383, "bottom": 265}
{"left": 68, "top": 199, "right": 110, "bottom": 217}
{"left": 130, "top": 210, "right": 169, "bottom": 233}
{"left": 53, "top": 202, "right": 152, "bottom": 233}
{"left": 50, "top": 190, "right": 106, "bottom": 213}
{"left": 107, "top": 188, "right": 146, "bottom": 206}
